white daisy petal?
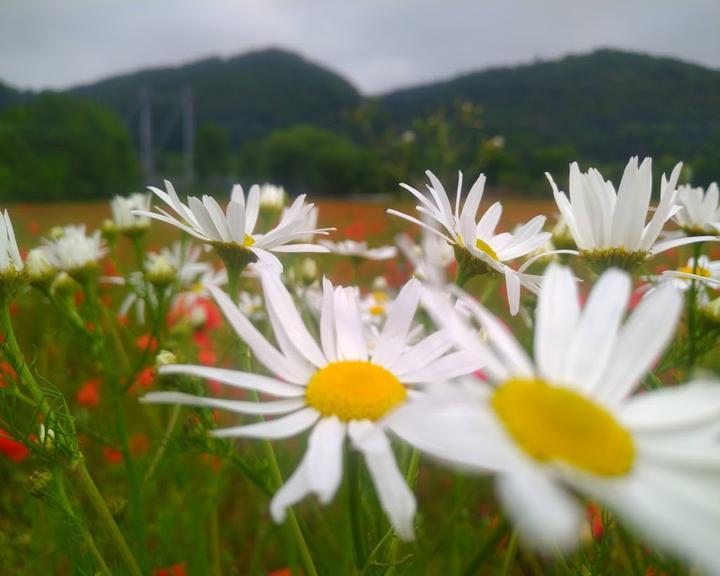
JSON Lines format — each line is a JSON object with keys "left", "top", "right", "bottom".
{"left": 141, "top": 391, "right": 305, "bottom": 415}
{"left": 562, "top": 269, "right": 630, "bottom": 394}
{"left": 371, "top": 278, "right": 421, "bottom": 368}
{"left": 333, "top": 287, "right": 368, "bottom": 361}
{"left": 306, "top": 416, "right": 346, "bottom": 504}
{"left": 597, "top": 286, "right": 682, "bottom": 404}
{"left": 260, "top": 269, "right": 327, "bottom": 369}
{"left": 497, "top": 465, "right": 583, "bottom": 553}
{"left": 618, "top": 380, "right": 720, "bottom": 433}
{"left": 535, "top": 264, "right": 580, "bottom": 383}
{"left": 209, "top": 285, "right": 312, "bottom": 384}
{"left": 212, "top": 407, "right": 320, "bottom": 439}
{"left": 348, "top": 421, "right": 416, "bottom": 541}
{"left": 158, "top": 365, "right": 304, "bottom": 397}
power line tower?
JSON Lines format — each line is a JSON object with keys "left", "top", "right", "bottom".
{"left": 136, "top": 86, "right": 195, "bottom": 186}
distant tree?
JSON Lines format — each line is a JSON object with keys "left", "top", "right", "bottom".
{"left": 243, "top": 125, "right": 384, "bottom": 196}
{"left": 195, "top": 122, "right": 230, "bottom": 182}
{"left": 0, "top": 93, "right": 139, "bottom": 202}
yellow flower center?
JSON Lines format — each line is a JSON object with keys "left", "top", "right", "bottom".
{"left": 678, "top": 264, "right": 710, "bottom": 278}
{"left": 243, "top": 234, "right": 256, "bottom": 247}
{"left": 492, "top": 378, "right": 635, "bottom": 476}
{"left": 369, "top": 291, "right": 388, "bottom": 316}
{"left": 306, "top": 361, "right": 407, "bottom": 421}
{"left": 475, "top": 238, "right": 499, "bottom": 261}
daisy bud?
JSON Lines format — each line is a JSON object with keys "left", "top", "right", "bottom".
{"left": 26, "top": 248, "right": 56, "bottom": 285}
{"left": 26, "top": 469, "right": 54, "bottom": 500}
{"left": 38, "top": 424, "right": 55, "bottom": 451}
{"left": 258, "top": 183, "right": 287, "bottom": 212}
{"left": 111, "top": 193, "right": 152, "bottom": 237}
{"left": 0, "top": 210, "right": 27, "bottom": 303}
{"left": 701, "top": 295, "right": 720, "bottom": 325}
{"left": 299, "top": 257, "right": 318, "bottom": 285}
{"left": 50, "top": 272, "right": 78, "bottom": 298}
{"left": 101, "top": 219, "right": 119, "bottom": 243}
{"left": 156, "top": 350, "right": 178, "bottom": 367}
{"left": 145, "top": 254, "right": 176, "bottom": 287}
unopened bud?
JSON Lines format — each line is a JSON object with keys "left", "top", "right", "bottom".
{"left": 299, "top": 258, "right": 318, "bottom": 285}
{"left": 26, "top": 248, "right": 56, "bottom": 284}
{"left": 156, "top": 350, "right": 178, "bottom": 367}
{"left": 26, "top": 469, "right": 54, "bottom": 500}
{"left": 145, "top": 254, "right": 176, "bottom": 287}
{"left": 101, "top": 219, "right": 118, "bottom": 241}
{"left": 50, "top": 271, "right": 78, "bottom": 298}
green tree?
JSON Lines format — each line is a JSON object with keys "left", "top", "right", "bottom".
{"left": 0, "top": 93, "right": 139, "bottom": 201}
{"left": 195, "top": 122, "right": 230, "bottom": 182}
{"left": 242, "top": 125, "right": 384, "bottom": 196}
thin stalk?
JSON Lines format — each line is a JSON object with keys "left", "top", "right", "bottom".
{"left": 70, "top": 461, "right": 142, "bottom": 576}
{"left": 461, "top": 518, "right": 508, "bottom": 576}
{"left": 83, "top": 280, "right": 147, "bottom": 569}
{"left": 382, "top": 448, "right": 420, "bottom": 571}
{"left": 226, "top": 262, "right": 318, "bottom": 576}
{"left": 686, "top": 242, "right": 703, "bottom": 373}
{"left": 210, "top": 495, "right": 222, "bottom": 576}
{"left": 53, "top": 466, "right": 112, "bottom": 576}
{"left": 143, "top": 404, "right": 181, "bottom": 485}
{"left": 617, "top": 526, "right": 642, "bottom": 576}
{"left": 348, "top": 449, "right": 367, "bottom": 570}
{"left": 500, "top": 531, "right": 519, "bottom": 576}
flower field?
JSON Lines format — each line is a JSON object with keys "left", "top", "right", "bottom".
{"left": 1, "top": 166, "right": 719, "bottom": 576}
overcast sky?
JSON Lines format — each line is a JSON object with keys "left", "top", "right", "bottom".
{"left": 1, "top": 0, "right": 718, "bottom": 95}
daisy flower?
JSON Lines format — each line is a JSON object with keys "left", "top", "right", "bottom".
{"left": 136, "top": 181, "right": 332, "bottom": 271}
{"left": 258, "top": 183, "right": 287, "bottom": 211}
{"left": 143, "top": 270, "right": 481, "bottom": 539}
{"left": 0, "top": 209, "right": 25, "bottom": 299}
{"left": 319, "top": 239, "right": 397, "bottom": 261}
{"left": 394, "top": 265, "right": 720, "bottom": 573}
{"left": 0, "top": 209, "right": 23, "bottom": 275}
{"left": 547, "top": 158, "right": 716, "bottom": 271}
{"left": 395, "top": 224, "right": 454, "bottom": 288}
{"left": 110, "top": 192, "right": 152, "bottom": 235}
{"left": 647, "top": 256, "right": 720, "bottom": 292}
{"left": 388, "top": 170, "right": 551, "bottom": 315}
{"left": 672, "top": 182, "right": 720, "bottom": 236}
{"left": 43, "top": 225, "right": 106, "bottom": 276}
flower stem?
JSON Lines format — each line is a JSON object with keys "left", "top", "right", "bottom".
{"left": 686, "top": 242, "right": 703, "bottom": 373}
{"left": 348, "top": 448, "right": 367, "bottom": 570}
{"left": 500, "top": 531, "right": 519, "bottom": 576}
{"left": 461, "top": 517, "right": 508, "bottom": 576}
{"left": 70, "top": 460, "right": 143, "bottom": 576}
{"left": 143, "top": 404, "right": 181, "bottom": 485}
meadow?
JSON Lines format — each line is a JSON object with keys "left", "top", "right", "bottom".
{"left": 1, "top": 179, "right": 719, "bottom": 576}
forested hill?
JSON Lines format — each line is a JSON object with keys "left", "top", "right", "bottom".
{"left": 70, "top": 48, "right": 363, "bottom": 145}
{"left": 2, "top": 48, "right": 719, "bottom": 161}
{"left": 377, "top": 49, "right": 720, "bottom": 164}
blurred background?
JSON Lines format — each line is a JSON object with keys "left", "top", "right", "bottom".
{"left": 1, "top": 0, "right": 719, "bottom": 202}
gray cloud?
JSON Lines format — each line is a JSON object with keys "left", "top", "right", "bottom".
{"left": 1, "top": 0, "right": 718, "bottom": 94}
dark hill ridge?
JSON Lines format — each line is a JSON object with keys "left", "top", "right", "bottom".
{"left": 70, "top": 48, "right": 362, "bottom": 145}
{"left": 1, "top": 48, "right": 719, "bottom": 164}
{"left": 377, "top": 49, "right": 720, "bottom": 162}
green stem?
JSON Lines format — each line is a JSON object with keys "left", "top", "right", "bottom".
{"left": 54, "top": 466, "right": 112, "bottom": 576}
{"left": 348, "top": 449, "right": 367, "bottom": 570}
{"left": 83, "top": 280, "right": 147, "bottom": 569}
{"left": 143, "top": 404, "right": 181, "bottom": 485}
{"left": 461, "top": 518, "right": 508, "bottom": 576}
{"left": 70, "top": 461, "right": 143, "bottom": 576}
{"left": 686, "top": 242, "right": 703, "bottom": 373}
{"left": 382, "top": 449, "right": 420, "bottom": 571}
{"left": 617, "top": 526, "right": 642, "bottom": 576}
{"left": 210, "top": 497, "right": 222, "bottom": 576}
{"left": 500, "top": 531, "right": 519, "bottom": 576}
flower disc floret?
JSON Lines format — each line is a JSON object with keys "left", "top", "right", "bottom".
{"left": 492, "top": 378, "right": 635, "bottom": 476}
{"left": 306, "top": 361, "right": 407, "bottom": 421}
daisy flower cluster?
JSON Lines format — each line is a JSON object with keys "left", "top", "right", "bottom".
{"left": 1, "top": 160, "right": 719, "bottom": 576}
